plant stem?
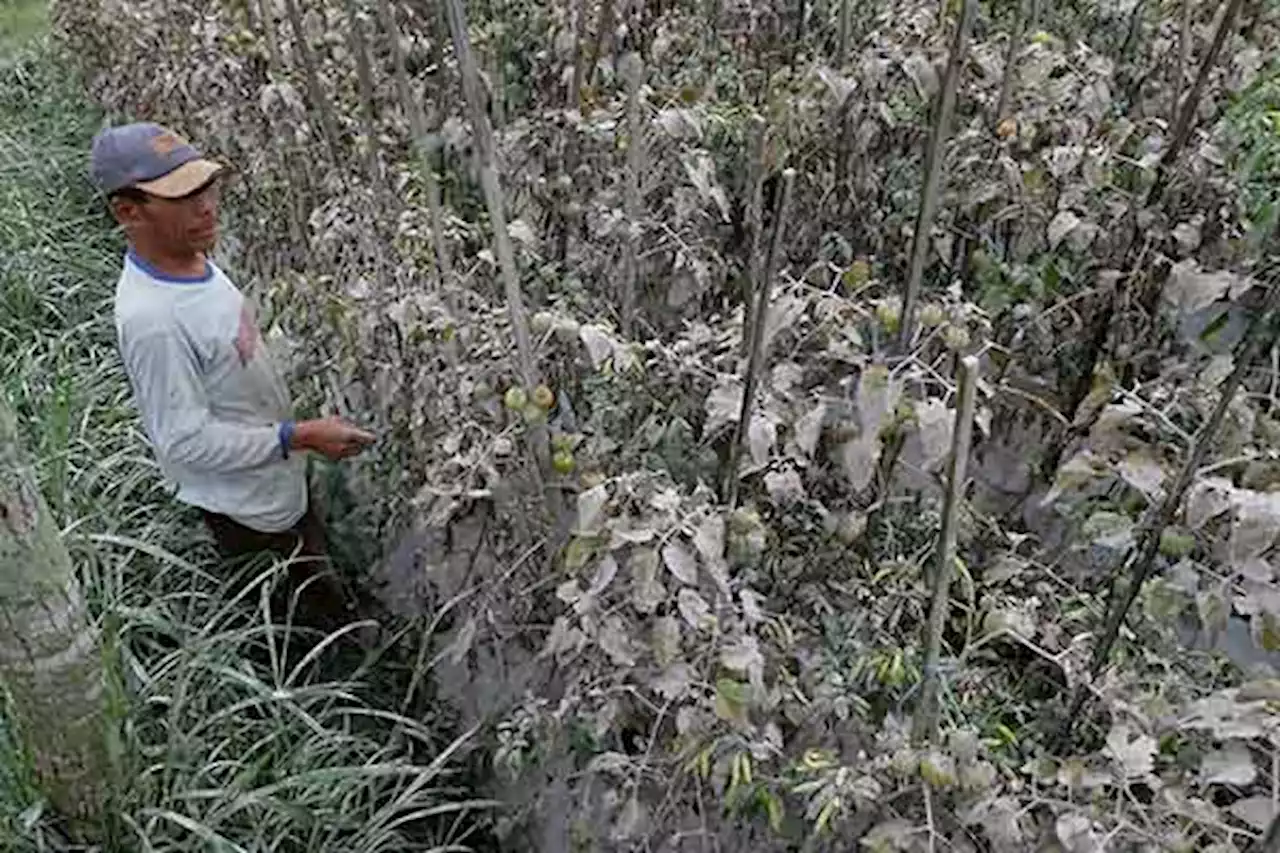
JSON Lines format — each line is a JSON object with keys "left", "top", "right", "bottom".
{"left": 994, "top": 0, "right": 1028, "bottom": 124}
{"left": 283, "top": 0, "right": 347, "bottom": 173}
{"left": 912, "top": 354, "right": 979, "bottom": 745}
{"left": 1057, "top": 280, "right": 1280, "bottom": 747}
{"left": 443, "top": 0, "right": 558, "bottom": 509}
{"left": 897, "top": 0, "right": 976, "bottom": 352}
{"left": 725, "top": 169, "right": 795, "bottom": 510}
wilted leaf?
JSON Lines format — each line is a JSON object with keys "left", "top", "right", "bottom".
{"left": 1229, "top": 796, "right": 1275, "bottom": 830}
{"left": 598, "top": 615, "right": 638, "bottom": 666}
{"left": 1055, "top": 813, "right": 1099, "bottom": 853}
{"left": 681, "top": 149, "right": 731, "bottom": 222}
{"left": 747, "top": 416, "right": 776, "bottom": 467}
{"left": 1230, "top": 491, "right": 1280, "bottom": 563}
{"left": 705, "top": 378, "right": 744, "bottom": 435}
{"left": 792, "top": 401, "right": 826, "bottom": 458}
{"left": 652, "top": 616, "right": 682, "bottom": 666}
{"left": 630, "top": 548, "right": 666, "bottom": 614}
{"left": 677, "top": 588, "right": 713, "bottom": 630}
{"left": 1083, "top": 511, "right": 1134, "bottom": 550}
{"left": 1103, "top": 724, "right": 1156, "bottom": 778}
{"left": 577, "top": 484, "right": 609, "bottom": 533}
{"left": 839, "top": 434, "right": 880, "bottom": 492}
{"left": 1048, "top": 210, "right": 1081, "bottom": 249}
{"left": 915, "top": 398, "right": 953, "bottom": 471}
{"left": 1165, "top": 259, "right": 1252, "bottom": 316}
{"left": 1200, "top": 743, "right": 1256, "bottom": 786}
{"left": 662, "top": 540, "right": 699, "bottom": 586}
{"left": 764, "top": 468, "right": 806, "bottom": 503}
{"left": 1186, "top": 477, "right": 1234, "bottom": 529}
{"left": 580, "top": 324, "right": 616, "bottom": 368}
{"left": 694, "top": 515, "right": 731, "bottom": 594}
{"left": 1117, "top": 451, "right": 1165, "bottom": 500}
{"left": 720, "top": 635, "right": 763, "bottom": 674}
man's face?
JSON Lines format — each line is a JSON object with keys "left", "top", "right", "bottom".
{"left": 114, "top": 178, "right": 221, "bottom": 255}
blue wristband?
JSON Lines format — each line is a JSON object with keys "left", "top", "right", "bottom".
{"left": 279, "top": 420, "right": 296, "bottom": 459}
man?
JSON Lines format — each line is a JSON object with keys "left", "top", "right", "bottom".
{"left": 91, "top": 122, "right": 375, "bottom": 628}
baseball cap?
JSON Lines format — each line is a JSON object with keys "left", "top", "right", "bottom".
{"left": 90, "top": 123, "right": 224, "bottom": 199}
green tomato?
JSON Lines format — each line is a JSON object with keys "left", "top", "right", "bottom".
{"left": 552, "top": 450, "right": 576, "bottom": 474}
{"left": 504, "top": 386, "right": 527, "bottom": 410}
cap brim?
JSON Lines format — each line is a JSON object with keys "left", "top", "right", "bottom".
{"left": 133, "top": 159, "right": 224, "bottom": 199}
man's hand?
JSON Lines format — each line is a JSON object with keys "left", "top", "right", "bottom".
{"left": 292, "top": 417, "right": 376, "bottom": 461}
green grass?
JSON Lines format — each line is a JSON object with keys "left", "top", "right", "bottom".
{"left": 0, "top": 0, "right": 46, "bottom": 53}
{"left": 0, "top": 37, "right": 488, "bottom": 853}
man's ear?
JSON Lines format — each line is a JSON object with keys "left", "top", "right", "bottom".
{"left": 109, "top": 196, "right": 141, "bottom": 226}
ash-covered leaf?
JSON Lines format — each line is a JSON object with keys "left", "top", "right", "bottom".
{"left": 1165, "top": 259, "right": 1252, "bottom": 316}
{"left": 719, "top": 635, "right": 763, "bottom": 674}
{"left": 693, "top": 515, "right": 730, "bottom": 594}
{"left": 681, "top": 149, "right": 731, "bottom": 222}
{"left": 1055, "top": 813, "right": 1100, "bottom": 853}
{"left": 915, "top": 398, "right": 953, "bottom": 471}
{"left": 1229, "top": 796, "right": 1275, "bottom": 830}
{"left": 677, "top": 588, "right": 713, "bottom": 630}
{"left": 651, "top": 615, "right": 682, "bottom": 666}
{"left": 588, "top": 554, "right": 618, "bottom": 596}
{"left": 792, "top": 401, "right": 826, "bottom": 458}
{"left": 598, "top": 615, "right": 639, "bottom": 666}
{"left": 1048, "top": 210, "right": 1081, "bottom": 249}
{"left": 1104, "top": 724, "right": 1156, "bottom": 778}
{"left": 705, "top": 377, "right": 744, "bottom": 435}
{"left": 577, "top": 484, "right": 610, "bottom": 533}
{"left": 764, "top": 468, "right": 806, "bottom": 503}
{"left": 1230, "top": 491, "right": 1280, "bottom": 563}
{"left": 630, "top": 548, "right": 666, "bottom": 614}
{"left": 1083, "top": 511, "right": 1134, "bottom": 550}
{"left": 579, "top": 324, "right": 616, "bottom": 368}
{"left": 445, "top": 616, "right": 477, "bottom": 665}
{"left": 1186, "top": 477, "right": 1234, "bottom": 529}
{"left": 747, "top": 416, "right": 776, "bottom": 467}
{"left": 662, "top": 540, "right": 699, "bottom": 586}
{"left": 1117, "top": 451, "right": 1165, "bottom": 500}
{"left": 1199, "top": 743, "right": 1256, "bottom": 786}
{"left": 650, "top": 661, "right": 692, "bottom": 699}
{"left": 839, "top": 434, "right": 880, "bottom": 493}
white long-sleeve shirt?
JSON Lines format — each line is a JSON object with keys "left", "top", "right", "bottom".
{"left": 114, "top": 251, "right": 307, "bottom": 532}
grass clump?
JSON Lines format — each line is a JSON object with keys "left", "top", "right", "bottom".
{"left": 0, "top": 36, "right": 487, "bottom": 853}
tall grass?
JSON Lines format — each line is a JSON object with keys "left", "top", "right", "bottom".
{"left": 0, "top": 37, "right": 486, "bottom": 853}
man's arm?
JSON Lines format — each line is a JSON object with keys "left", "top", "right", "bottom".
{"left": 123, "top": 327, "right": 288, "bottom": 473}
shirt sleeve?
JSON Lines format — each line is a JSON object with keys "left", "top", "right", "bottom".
{"left": 121, "top": 325, "right": 286, "bottom": 474}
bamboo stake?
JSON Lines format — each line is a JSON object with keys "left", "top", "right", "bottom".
{"left": 737, "top": 115, "right": 769, "bottom": 358}
{"left": 1056, "top": 280, "right": 1280, "bottom": 747}
{"left": 283, "top": 0, "right": 347, "bottom": 172}
{"left": 1171, "top": 0, "right": 1193, "bottom": 118}
{"left": 835, "top": 0, "right": 852, "bottom": 66}
{"left": 994, "top": 0, "right": 1029, "bottom": 124}
{"left": 569, "top": 0, "right": 589, "bottom": 109}
{"left": 912, "top": 355, "right": 980, "bottom": 744}
{"left": 897, "top": 0, "right": 976, "bottom": 352}
{"left": 584, "top": 0, "right": 616, "bottom": 91}
{"left": 255, "top": 0, "right": 284, "bottom": 76}
{"left": 725, "top": 169, "right": 796, "bottom": 510}
{"left": 343, "top": 0, "right": 383, "bottom": 191}
{"left": 443, "top": 0, "right": 558, "bottom": 504}
{"left": 619, "top": 52, "right": 644, "bottom": 338}
{"left": 376, "top": 0, "right": 457, "bottom": 293}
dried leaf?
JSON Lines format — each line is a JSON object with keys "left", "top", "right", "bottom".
{"left": 1229, "top": 796, "right": 1275, "bottom": 830}
{"left": 598, "top": 615, "right": 638, "bottom": 666}
{"left": 764, "top": 468, "right": 806, "bottom": 503}
{"left": 1200, "top": 743, "right": 1257, "bottom": 786}
{"left": 1165, "top": 259, "right": 1251, "bottom": 316}
{"left": 915, "top": 398, "right": 953, "bottom": 471}
{"left": 577, "top": 484, "right": 609, "bottom": 533}
{"left": 747, "top": 416, "right": 776, "bottom": 467}
{"left": 1048, "top": 210, "right": 1081, "bottom": 249}
{"left": 579, "top": 324, "right": 616, "bottom": 368}
{"left": 677, "top": 588, "right": 713, "bottom": 630}
{"left": 720, "top": 635, "right": 763, "bottom": 674}
{"left": 630, "top": 548, "right": 666, "bottom": 614}
{"left": 792, "top": 401, "right": 826, "bottom": 458}
{"left": 1103, "top": 724, "right": 1156, "bottom": 778}
{"left": 662, "top": 540, "right": 699, "bottom": 586}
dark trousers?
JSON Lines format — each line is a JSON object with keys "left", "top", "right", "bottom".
{"left": 201, "top": 501, "right": 352, "bottom": 630}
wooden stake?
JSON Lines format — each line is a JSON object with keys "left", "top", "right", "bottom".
{"left": 912, "top": 354, "right": 980, "bottom": 744}
{"left": 898, "top": 0, "right": 976, "bottom": 351}
{"left": 619, "top": 52, "right": 644, "bottom": 338}
{"left": 725, "top": 169, "right": 795, "bottom": 510}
